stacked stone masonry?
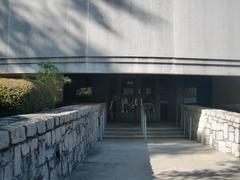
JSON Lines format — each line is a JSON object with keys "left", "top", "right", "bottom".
{"left": 0, "top": 104, "right": 106, "bottom": 180}
{"left": 181, "top": 105, "right": 240, "bottom": 158}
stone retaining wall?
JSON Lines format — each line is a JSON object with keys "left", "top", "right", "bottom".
{"left": 0, "top": 104, "right": 106, "bottom": 180}
{"left": 181, "top": 105, "right": 240, "bottom": 158}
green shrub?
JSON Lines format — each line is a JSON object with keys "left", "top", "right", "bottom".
{"left": 0, "top": 78, "right": 55, "bottom": 117}
{"left": 36, "top": 61, "right": 71, "bottom": 104}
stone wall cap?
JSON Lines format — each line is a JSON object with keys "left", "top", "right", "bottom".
{"left": 0, "top": 103, "right": 105, "bottom": 148}
{"left": 182, "top": 104, "right": 240, "bottom": 124}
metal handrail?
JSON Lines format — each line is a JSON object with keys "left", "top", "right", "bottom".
{"left": 141, "top": 105, "right": 147, "bottom": 140}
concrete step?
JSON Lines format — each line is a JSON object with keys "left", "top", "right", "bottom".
{"left": 104, "top": 131, "right": 184, "bottom": 135}
{"left": 105, "top": 128, "right": 181, "bottom": 133}
{"left": 103, "top": 127, "right": 187, "bottom": 139}
{"left": 103, "top": 134, "right": 188, "bottom": 139}
{"left": 104, "top": 132, "right": 142, "bottom": 135}
{"left": 105, "top": 127, "right": 180, "bottom": 131}
{"left": 105, "top": 128, "right": 142, "bottom": 132}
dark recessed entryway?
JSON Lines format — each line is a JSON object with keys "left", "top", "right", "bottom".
{"left": 63, "top": 74, "right": 212, "bottom": 128}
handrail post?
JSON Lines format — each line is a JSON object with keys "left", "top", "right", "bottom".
{"left": 180, "top": 105, "right": 183, "bottom": 130}
{"left": 141, "top": 105, "right": 147, "bottom": 140}
{"left": 140, "top": 106, "right": 143, "bottom": 133}
{"left": 189, "top": 116, "right": 192, "bottom": 140}
{"left": 144, "top": 112, "right": 147, "bottom": 140}
{"left": 183, "top": 112, "right": 186, "bottom": 136}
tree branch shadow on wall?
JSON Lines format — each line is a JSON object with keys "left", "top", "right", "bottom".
{"left": 0, "top": 0, "right": 166, "bottom": 63}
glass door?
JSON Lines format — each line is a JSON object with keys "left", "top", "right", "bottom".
{"left": 140, "top": 78, "right": 157, "bottom": 123}
{"left": 110, "top": 77, "right": 157, "bottom": 127}
{"left": 118, "top": 79, "right": 139, "bottom": 123}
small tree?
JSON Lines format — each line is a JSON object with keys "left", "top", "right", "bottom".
{"left": 36, "top": 61, "right": 71, "bottom": 104}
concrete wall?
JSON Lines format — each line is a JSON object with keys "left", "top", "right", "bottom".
{"left": 0, "top": 0, "right": 88, "bottom": 58}
{"left": 87, "top": 0, "right": 173, "bottom": 57}
{"left": 181, "top": 105, "right": 240, "bottom": 158}
{"left": 0, "top": 0, "right": 173, "bottom": 58}
{"left": 174, "top": 0, "right": 240, "bottom": 60}
{"left": 0, "top": 104, "right": 106, "bottom": 179}
{"left": 1, "top": 0, "right": 240, "bottom": 75}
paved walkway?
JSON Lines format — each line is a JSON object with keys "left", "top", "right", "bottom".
{"left": 68, "top": 139, "right": 240, "bottom": 180}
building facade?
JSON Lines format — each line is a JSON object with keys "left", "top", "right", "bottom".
{"left": 1, "top": 0, "right": 240, "bottom": 126}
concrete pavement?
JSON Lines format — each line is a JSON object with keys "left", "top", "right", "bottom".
{"left": 68, "top": 139, "right": 240, "bottom": 180}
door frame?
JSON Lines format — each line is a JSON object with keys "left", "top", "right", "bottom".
{"left": 112, "top": 76, "right": 157, "bottom": 125}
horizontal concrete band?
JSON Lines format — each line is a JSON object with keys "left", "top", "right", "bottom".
{"left": 1, "top": 57, "right": 240, "bottom": 76}
{"left": 2, "top": 56, "right": 240, "bottom": 65}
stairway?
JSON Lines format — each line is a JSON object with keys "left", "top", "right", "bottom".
{"left": 103, "top": 126, "right": 187, "bottom": 139}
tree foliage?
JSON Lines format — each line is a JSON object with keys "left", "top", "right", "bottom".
{"left": 36, "top": 61, "right": 72, "bottom": 103}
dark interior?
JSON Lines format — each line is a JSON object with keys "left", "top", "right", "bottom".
{"left": 64, "top": 74, "right": 212, "bottom": 126}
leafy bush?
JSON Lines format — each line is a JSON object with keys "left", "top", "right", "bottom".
{"left": 0, "top": 78, "right": 55, "bottom": 117}
{"left": 36, "top": 61, "right": 71, "bottom": 104}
